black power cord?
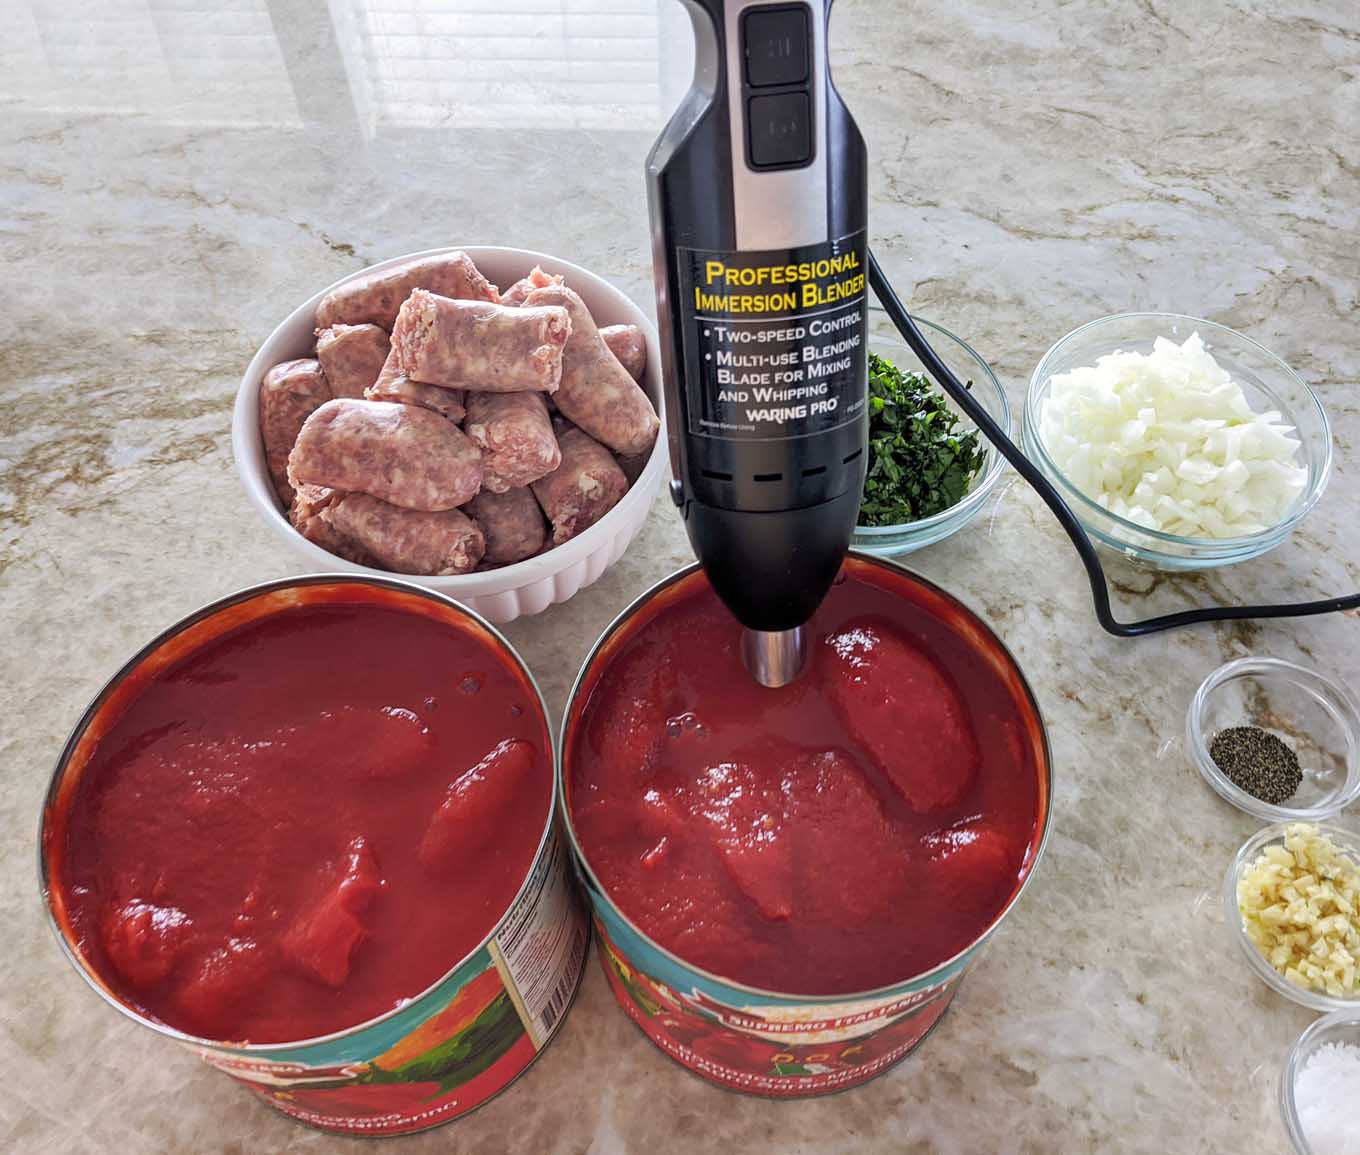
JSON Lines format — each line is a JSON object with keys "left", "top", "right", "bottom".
{"left": 867, "top": 249, "right": 1360, "bottom": 636}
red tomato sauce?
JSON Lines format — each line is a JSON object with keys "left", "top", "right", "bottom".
{"left": 52, "top": 602, "right": 550, "bottom": 1044}
{"left": 568, "top": 568, "right": 1045, "bottom": 996}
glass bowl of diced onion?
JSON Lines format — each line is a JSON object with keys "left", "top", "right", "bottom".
{"left": 1023, "top": 314, "right": 1332, "bottom": 570}
{"left": 1223, "top": 822, "right": 1360, "bottom": 1013}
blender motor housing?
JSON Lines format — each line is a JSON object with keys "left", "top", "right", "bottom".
{"left": 647, "top": 0, "right": 869, "bottom": 652}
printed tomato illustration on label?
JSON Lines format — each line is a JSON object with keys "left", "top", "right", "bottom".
{"left": 201, "top": 954, "right": 534, "bottom": 1135}
{"left": 594, "top": 921, "right": 956, "bottom": 1097}
{"left": 202, "top": 960, "right": 528, "bottom": 1130}
{"left": 675, "top": 231, "right": 868, "bottom": 442}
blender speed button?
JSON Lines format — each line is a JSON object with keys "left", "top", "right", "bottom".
{"left": 743, "top": 6, "right": 810, "bottom": 88}
{"left": 748, "top": 91, "right": 811, "bottom": 168}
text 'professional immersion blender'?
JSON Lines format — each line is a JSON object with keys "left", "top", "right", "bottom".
{"left": 647, "top": 0, "right": 868, "bottom": 687}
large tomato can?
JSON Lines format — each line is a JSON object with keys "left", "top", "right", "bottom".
{"left": 560, "top": 556, "right": 1052, "bottom": 1097}
{"left": 39, "top": 577, "right": 589, "bottom": 1136}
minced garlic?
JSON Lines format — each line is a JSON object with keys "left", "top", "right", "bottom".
{"left": 1237, "top": 824, "right": 1360, "bottom": 999}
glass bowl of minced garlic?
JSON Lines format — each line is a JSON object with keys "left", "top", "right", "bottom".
{"left": 1226, "top": 822, "right": 1360, "bottom": 1012}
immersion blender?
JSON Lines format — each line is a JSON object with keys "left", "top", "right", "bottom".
{"left": 647, "top": 0, "right": 868, "bottom": 687}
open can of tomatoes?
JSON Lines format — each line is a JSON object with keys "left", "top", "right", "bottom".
{"left": 39, "top": 576, "right": 588, "bottom": 1135}
{"left": 560, "top": 555, "right": 1052, "bottom": 1097}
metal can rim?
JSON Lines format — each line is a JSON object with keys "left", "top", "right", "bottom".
{"left": 37, "top": 572, "right": 560, "bottom": 1054}
{"left": 557, "top": 552, "right": 1055, "bottom": 1005}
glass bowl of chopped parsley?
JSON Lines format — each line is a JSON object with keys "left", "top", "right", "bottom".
{"left": 851, "top": 314, "right": 1010, "bottom": 556}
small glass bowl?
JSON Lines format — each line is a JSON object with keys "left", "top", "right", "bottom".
{"left": 1224, "top": 822, "right": 1360, "bottom": 1013}
{"left": 851, "top": 314, "right": 1011, "bottom": 557}
{"left": 1023, "top": 313, "right": 1332, "bottom": 571}
{"left": 1280, "top": 1009, "right": 1360, "bottom": 1155}
{"left": 1187, "top": 657, "right": 1360, "bottom": 821}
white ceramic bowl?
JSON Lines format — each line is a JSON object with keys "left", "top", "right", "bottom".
{"left": 233, "top": 246, "right": 668, "bottom": 623}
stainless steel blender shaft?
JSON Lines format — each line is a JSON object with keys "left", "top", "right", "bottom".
{"left": 741, "top": 626, "right": 807, "bottom": 688}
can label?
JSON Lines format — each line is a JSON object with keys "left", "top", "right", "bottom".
{"left": 675, "top": 230, "right": 867, "bottom": 442}
{"left": 593, "top": 919, "right": 956, "bottom": 1097}
{"left": 195, "top": 829, "right": 588, "bottom": 1136}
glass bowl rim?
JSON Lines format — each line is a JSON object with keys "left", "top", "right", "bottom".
{"left": 1025, "top": 312, "right": 1333, "bottom": 551}
{"left": 1278, "top": 1006, "right": 1360, "bottom": 1155}
{"left": 1222, "top": 820, "right": 1360, "bottom": 1013}
{"left": 1187, "top": 656, "right": 1360, "bottom": 822}
{"left": 855, "top": 314, "right": 1011, "bottom": 536}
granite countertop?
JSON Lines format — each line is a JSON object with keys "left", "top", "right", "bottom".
{"left": 3, "top": 2, "right": 1358, "bottom": 1151}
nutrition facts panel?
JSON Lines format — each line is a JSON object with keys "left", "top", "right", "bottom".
{"left": 675, "top": 230, "right": 867, "bottom": 441}
{"left": 491, "top": 829, "right": 588, "bottom": 1048}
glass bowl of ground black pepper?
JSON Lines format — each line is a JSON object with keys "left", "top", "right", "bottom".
{"left": 1188, "top": 657, "right": 1360, "bottom": 822}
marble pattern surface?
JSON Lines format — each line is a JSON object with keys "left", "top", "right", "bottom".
{"left": 2, "top": 0, "right": 1358, "bottom": 1151}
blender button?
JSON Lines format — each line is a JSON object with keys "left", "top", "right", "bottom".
{"left": 748, "top": 91, "right": 811, "bottom": 168}
{"left": 669, "top": 480, "right": 685, "bottom": 507}
{"left": 742, "top": 6, "right": 810, "bottom": 88}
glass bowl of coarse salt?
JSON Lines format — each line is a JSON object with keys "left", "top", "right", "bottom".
{"left": 1188, "top": 657, "right": 1360, "bottom": 822}
{"left": 1023, "top": 313, "right": 1332, "bottom": 570}
{"left": 1280, "top": 1009, "right": 1360, "bottom": 1155}
{"left": 1225, "top": 822, "right": 1360, "bottom": 1014}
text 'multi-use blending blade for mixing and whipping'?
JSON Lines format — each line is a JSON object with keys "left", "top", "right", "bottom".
{"left": 647, "top": 0, "right": 868, "bottom": 687}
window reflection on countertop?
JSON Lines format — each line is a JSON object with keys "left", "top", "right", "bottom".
{"left": 0, "top": 0, "right": 694, "bottom": 133}
{"left": 2, "top": 0, "right": 303, "bottom": 125}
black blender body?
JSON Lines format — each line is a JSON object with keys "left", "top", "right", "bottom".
{"left": 647, "top": 0, "right": 868, "bottom": 644}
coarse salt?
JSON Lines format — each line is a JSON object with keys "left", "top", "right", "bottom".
{"left": 1294, "top": 1040, "right": 1360, "bottom": 1155}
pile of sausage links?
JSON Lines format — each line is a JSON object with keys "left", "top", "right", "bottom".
{"left": 258, "top": 251, "right": 661, "bottom": 575}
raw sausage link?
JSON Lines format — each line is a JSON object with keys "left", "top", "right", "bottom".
{"left": 464, "top": 487, "right": 547, "bottom": 564}
{"left": 258, "top": 358, "right": 331, "bottom": 508}
{"left": 319, "top": 493, "right": 485, "bottom": 575}
{"left": 616, "top": 450, "right": 651, "bottom": 487}
{"left": 464, "top": 391, "right": 561, "bottom": 492}
{"left": 393, "top": 290, "right": 570, "bottom": 393}
{"left": 315, "top": 251, "right": 499, "bottom": 330}
{"left": 531, "top": 425, "right": 629, "bottom": 544}
{"left": 315, "top": 323, "right": 391, "bottom": 399}
{"left": 523, "top": 284, "right": 659, "bottom": 455}
{"left": 288, "top": 484, "right": 378, "bottom": 566}
{"left": 364, "top": 349, "right": 466, "bottom": 423}
{"left": 287, "top": 398, "right": 483, "bottom": 511}
{"left": 599, "top": 324, "right": 646, "bottom": 382}
{"left": 500, "top": 265, "right": 562, "bottom": 307}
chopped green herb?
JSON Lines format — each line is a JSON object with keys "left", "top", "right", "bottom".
{"left": 858, "top": 351, "right": 985, "bottom": 527}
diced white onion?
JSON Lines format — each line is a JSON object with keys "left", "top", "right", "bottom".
{"left": 1038, "top": 333, "right": 1307, "bottom": 538}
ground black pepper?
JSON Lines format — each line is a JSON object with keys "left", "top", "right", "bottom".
{"left": 1209, "top": 725, "right": 1302, "bottom": 805}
